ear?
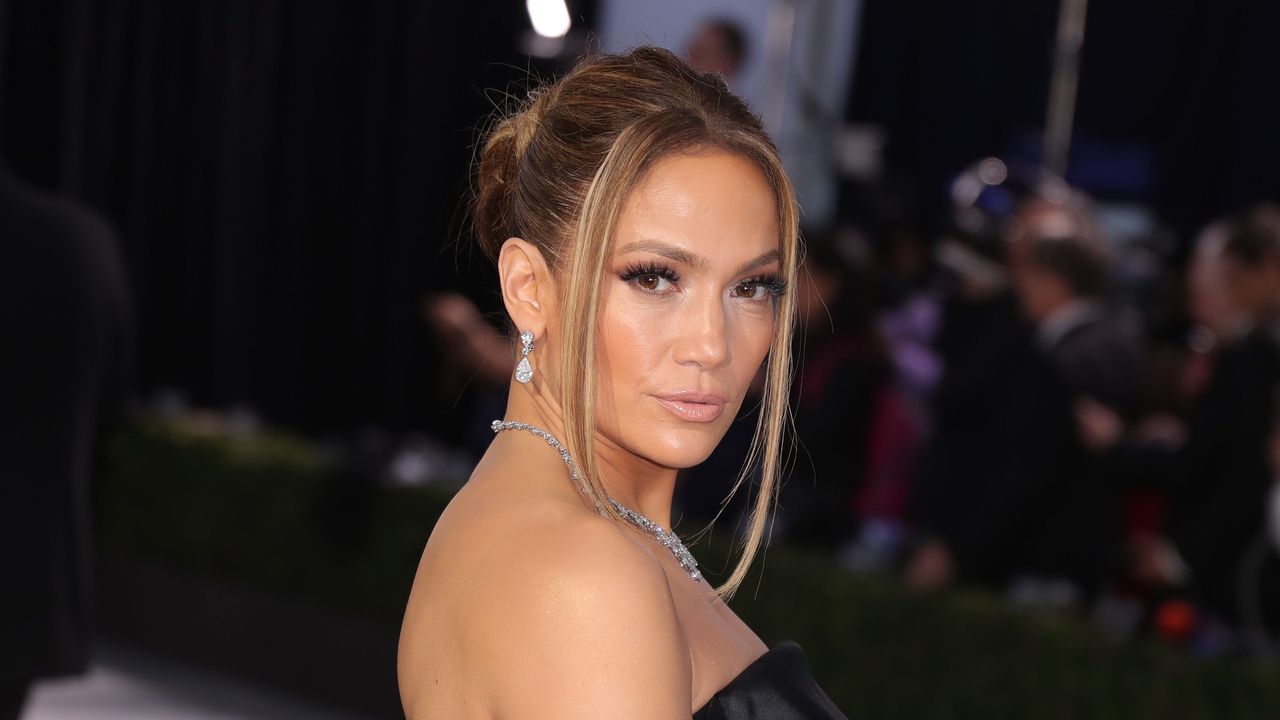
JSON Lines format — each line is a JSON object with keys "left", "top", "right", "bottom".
{"left": 497, "top": 237, "right": 555, "bottom": 339}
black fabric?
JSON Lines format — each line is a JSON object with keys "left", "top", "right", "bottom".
{"left": 0, "top": 676, "right": 30, "bottom": 720}
{"left": 782, "top": 330, "right": 888, "bottom": 547}
{"left": 916, "top": 300, "right": 1141, "bottom": 594}
{"left": 913, "top": 292, "right": 1034, "bottom": 585}
{"left": 993, "top": 311, "right": 1141, "bottom": 594}
{"left": 1047, "top": 309, "right": 1145, "bottom": 420}
{"left": 0, "top": 167, "right": 134, "bottom": 679}
{"left": 913, "top": 292, "right": 1026, "bottom": 558}
{"left": 998, "top": 331, "right": 1109, "bottom": 591}
{"left": 692, "top": 642, "right": 847, "bottom": 720}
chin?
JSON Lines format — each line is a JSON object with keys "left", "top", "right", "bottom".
{"left": 633, "top": 423, "right": 729, "bottom": 469}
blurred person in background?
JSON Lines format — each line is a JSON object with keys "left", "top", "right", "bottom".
{"left": 1075, "top": 205, "right": 1280, "bottom": 648}
{"left": 0, "top": 165, "right": 134, "bottom": 719}
{"left": 423, "top": 294, "right": 513, "bottom": 389}
{"left": 422, "top": 292, "right": 517, "bottom": 457}
{"left": 1096, "top": 222, "right": 1238, "bottom": 599}
{"left": 1007, "top": 191, "right": 1144, "bottom": 417}
{"left": 908, "top": 187, "right": 1142, "bottom": 610}
{"left": 776, "top": 227, "right": 893, "bottom": 554}
{"left": 1161, "top": 205, "right": 1280, "bottom": 632}
{"left": 1259, "top": 418, "right": 1280, "bottom": 645}
{"left": 684, "top": 17, "right": 748, "bottom": 87}
{"left": 835, "top": 204, "right": 943, "bottom": 569}
{"left": 1001, "top": 189, "right": 1143, "bottom": 608}
{"left": 908, "top": 208, "right": 1026, "bottom": 590}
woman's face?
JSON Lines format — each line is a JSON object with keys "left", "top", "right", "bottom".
{"left": 593, "top": 148, "right": 783, "bottom": 470}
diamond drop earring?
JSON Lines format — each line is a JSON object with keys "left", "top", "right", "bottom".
{"left": 514, "top": 330, "right": 535, "bottom": 384}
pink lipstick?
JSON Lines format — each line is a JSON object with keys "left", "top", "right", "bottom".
{"left": 653, "top": 391, "right": 727, "bottom": 423}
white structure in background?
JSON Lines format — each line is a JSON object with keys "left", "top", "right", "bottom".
{"left": 524, "top": 0, "right": 573, "bottom": 57}
{"left": 599, "top": 0, "right": 863, "bottom": 227}
{"left": 527, "top": 0, "right": 572, "bottom": 38}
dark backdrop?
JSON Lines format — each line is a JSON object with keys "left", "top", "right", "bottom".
{"left": 0, "top": 0, "right": 593, "bottom": 439}
{"left": 848, "top": 0, "right": 1280, "bottom": 243}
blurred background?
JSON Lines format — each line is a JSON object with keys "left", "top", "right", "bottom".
{"left": 4, "top": 0, "right": 1280, "bottom": 718}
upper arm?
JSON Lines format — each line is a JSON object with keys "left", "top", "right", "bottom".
{"left": 476, "top": 517, "right": 692, "bottom": 719}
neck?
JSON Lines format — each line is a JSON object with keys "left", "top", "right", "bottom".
{"left": 502, "top": 380, "right": 679, "bottom": 529}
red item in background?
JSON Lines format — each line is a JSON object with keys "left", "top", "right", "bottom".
{"left": 1154, "top": 598, "right": 1197, "bottom": 644}
{"left": 853, "top": 386, "right": 919, "bottom": 522}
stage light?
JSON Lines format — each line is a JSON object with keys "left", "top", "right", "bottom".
{"left": 526, "top": 0, "right": 571, "bottom": 39}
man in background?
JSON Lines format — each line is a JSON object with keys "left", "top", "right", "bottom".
{"left": 1167, "top": 205, "right": 1280, "bottom": 627}
{"left": 910, "top": 188, "right": 1143, "bottom": 609}
{"left": 0, "top": 164, "right": 135, "bottom": 719}
{"left": 684, "top": 17, "right": 748, "bottom": 86}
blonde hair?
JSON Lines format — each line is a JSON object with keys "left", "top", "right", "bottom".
{"left": 473, "top": 46, "right": 799, "bottom": 600}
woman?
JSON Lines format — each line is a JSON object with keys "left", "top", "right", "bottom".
{"left": 398, "top": 46, "right": 846, "bottom": 719}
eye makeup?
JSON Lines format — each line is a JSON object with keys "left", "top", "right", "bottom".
{"left": 616, "top": 259, "right": 787, "bottom": 301}
{"left": 734, "top": 274, "right": 788, "bottom": 299}
{"left": 617, "top": 261, "right": 681, "bottom": 293}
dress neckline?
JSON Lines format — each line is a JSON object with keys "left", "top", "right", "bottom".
{"left": 692, "top": 641, "right": 801, "bottom": 715}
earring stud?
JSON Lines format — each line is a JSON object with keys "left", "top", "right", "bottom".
{"left": 515, "top": 330, "right": 535, "bottom": 384}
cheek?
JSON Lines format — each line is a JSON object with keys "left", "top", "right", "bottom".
{"left": 731, "top": 310, "right": 776, "bottom": 381}
{"left": 595, "top": 288, "right": 775, "bottom": 406}
{"left": 595, "top": 286, "right": 672, "bottom": 406}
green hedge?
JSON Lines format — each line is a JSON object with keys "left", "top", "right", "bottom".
{"left": 98, "top": 416, "right": 1280, "bottom": 719}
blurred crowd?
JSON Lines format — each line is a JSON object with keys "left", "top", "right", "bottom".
{"left": 766, "top": 175, "right": 1280, "bottom": 658}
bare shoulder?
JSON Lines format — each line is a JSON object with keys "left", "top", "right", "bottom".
{"left": 470, "top": 508, "right": 693, "bottom": 719}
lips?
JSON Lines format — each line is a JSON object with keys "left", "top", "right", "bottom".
{"left": 652, "top": 391, "right": 727, "bottom": 423}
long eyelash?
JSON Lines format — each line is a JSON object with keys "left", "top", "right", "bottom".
{"left": 742, "top": 273, "right": 788, "bottom": 297}
{"left": 616, "top": 263, "right": 786, "bottom": 297}
{"left": 618, "top": 261, "right": 681, "bottom": 283}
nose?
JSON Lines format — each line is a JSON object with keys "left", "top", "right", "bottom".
{"left": 671, "top": 294, "right": 731, "bottom": 369}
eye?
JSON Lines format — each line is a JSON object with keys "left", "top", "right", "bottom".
{"left": 635, "top": 272, "right": 673, "bottom": 292}
{"left": 732, "top": 275, "right": 787, "bottom": 302}
{"left": 618, "top": 262, "right": 680, "bottom": 295}
{"left": 732, "top": 280, "right": 768, "bottom": 300}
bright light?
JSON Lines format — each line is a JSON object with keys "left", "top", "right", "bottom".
{"left": 527, "top": 0, "right": 571, "bottom": 39}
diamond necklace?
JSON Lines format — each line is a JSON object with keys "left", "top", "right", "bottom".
{"left": 490, "top": 419, "right": 702, "bottom": 581}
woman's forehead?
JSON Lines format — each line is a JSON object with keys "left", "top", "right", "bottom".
{"left": 614, "top": 150, "right": 780, "bottom": 263}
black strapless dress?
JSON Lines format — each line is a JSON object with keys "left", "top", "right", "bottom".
{"left": 692, "top": 641, "right": 847, "bottom": 719}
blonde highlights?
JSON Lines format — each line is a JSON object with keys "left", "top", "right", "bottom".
{"left": 473, "top": 47, "right": 800, "bottom": 599}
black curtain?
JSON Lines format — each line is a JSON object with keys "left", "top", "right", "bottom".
{"left": 845, "top": 0, "right": 1057, "bottom": 208}
{"left": 0, "top": 0, "right": 592, "bottom": 439}
{"left": 847, "top": 0, "right": 1280, "bottom": 245}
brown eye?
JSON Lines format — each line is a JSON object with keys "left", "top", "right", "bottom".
{"left": 619, "top": 264, "right": 678, "bottom": 293}
{"left": 733, "top": 281, "right": 764, "bottom": 300}
{"left": 629, "top": 272, "right": 673, "bottom": 293}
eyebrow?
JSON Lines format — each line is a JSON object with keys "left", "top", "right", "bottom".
{"left": 617, "top": 239, "right": 781, "bottom": 276}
